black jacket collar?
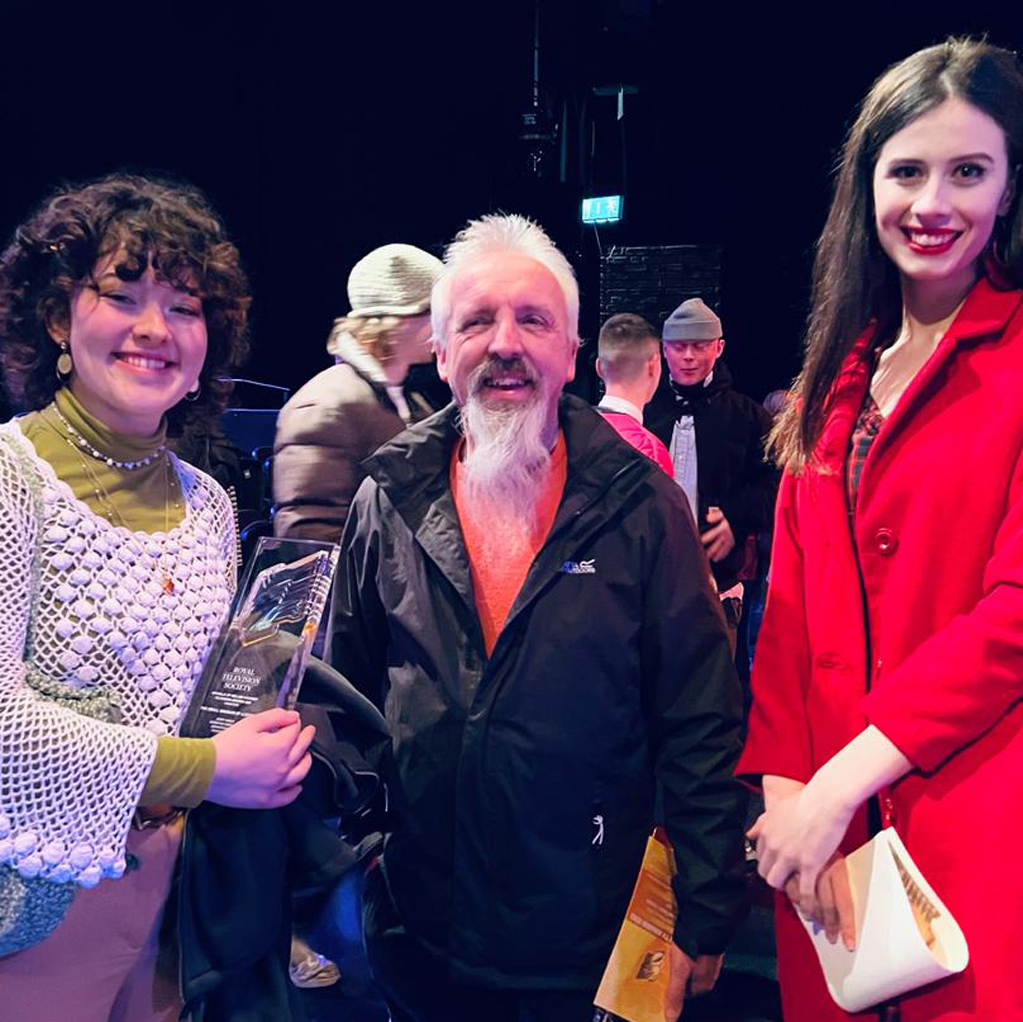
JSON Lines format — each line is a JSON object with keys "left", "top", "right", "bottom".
{"left": 669, "top": 360, "right": 733, "bottom": 409}
{"left": 362, "top": 392, "right": 659, "bottom": 663}
{"left": 363, "top": 393, "right": 656, "bottom": 538}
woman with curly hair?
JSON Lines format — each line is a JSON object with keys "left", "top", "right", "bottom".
{"left": 740, "top": 38, "right": 1023, "bottom": 1022}
{"left": 0, "top": 173, "right": 314, "bottom": 1021}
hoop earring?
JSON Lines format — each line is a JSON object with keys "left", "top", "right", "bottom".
{"left": 184, "top": 383, "right": 201, "bottom": 402}
{"left": 55, "top": 341, "right": 73, "bottom": 381}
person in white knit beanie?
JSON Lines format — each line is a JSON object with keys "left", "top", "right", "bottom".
{"left": 273, "top": 242, "right": 444, "bottom": 543}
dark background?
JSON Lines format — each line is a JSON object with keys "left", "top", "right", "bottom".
{"left": 1, "top": 0, "right": 1018, "bottom": 407}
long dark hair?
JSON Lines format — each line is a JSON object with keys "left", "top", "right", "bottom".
{"left": 0, "top": 172, "right": 251, "bottom": 435}
{"left": 774, "top": 38, "right": 1023, "bottom": 473}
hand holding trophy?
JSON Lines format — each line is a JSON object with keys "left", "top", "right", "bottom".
{"left": 181, "top": 537, "right": 340, "bottom": 739}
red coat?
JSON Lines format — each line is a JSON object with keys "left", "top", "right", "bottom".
{"left": 738, "top": 277, "right": 1023, "bottom": 1022}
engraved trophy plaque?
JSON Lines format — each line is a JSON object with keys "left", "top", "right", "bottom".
{"left": 180, "top": 537, "right": 339, "bottom": 739}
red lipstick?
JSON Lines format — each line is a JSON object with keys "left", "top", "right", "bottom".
{"left": 902, "top": 227, "right": 960, "bottom": 256}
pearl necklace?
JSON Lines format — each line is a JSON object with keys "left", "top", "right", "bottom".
{"left": 52, "top": 404, "right": 167, "bottom": 470}
{"left": 45, "top": 409, "right": 183, "bottom": 594}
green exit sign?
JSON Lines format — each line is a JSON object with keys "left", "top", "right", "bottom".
{"left": 581, "top": 195, "right": 623, "bottom": 224}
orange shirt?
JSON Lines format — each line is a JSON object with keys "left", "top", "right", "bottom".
{"left": 451, "top": 434, "right": 567, "bottom": 656}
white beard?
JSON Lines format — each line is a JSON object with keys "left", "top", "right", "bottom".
{"left": 458, "top": 371, "right": 557, "bottom": 532}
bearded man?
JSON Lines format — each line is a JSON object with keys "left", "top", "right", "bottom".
{"left": 328, "top": 214, "right": 747, "bottom": 1022}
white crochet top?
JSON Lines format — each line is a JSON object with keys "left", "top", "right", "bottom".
{"left": 0, "top": 420, "right": 235, "bottom": 888}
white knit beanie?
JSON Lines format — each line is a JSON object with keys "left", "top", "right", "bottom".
{"left": 346, "top": 244, "right": 443, "bottom": 318}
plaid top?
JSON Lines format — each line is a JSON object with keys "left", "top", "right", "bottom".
{"left": 846, "top": 393, "right": 885, "bottom": 519}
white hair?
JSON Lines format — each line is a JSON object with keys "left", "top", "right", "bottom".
{"left": 430, "top": 213, "right": 580, "bottom": 351}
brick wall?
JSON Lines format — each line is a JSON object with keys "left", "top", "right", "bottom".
{"left": 575, "top": 244, "right": 722, "bottom": 403}
{"left": 599, "top": 244, "right": 722, "bottom": 329}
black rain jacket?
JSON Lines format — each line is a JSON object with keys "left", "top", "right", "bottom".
{"left": 647, "top": 361, "right": 777, "bottom": 590}
{"left": 176, "top": 658, "right": 390, "bottom": 1021}
{"left": 329, "top": 395, "right": 747, "bottom": 989}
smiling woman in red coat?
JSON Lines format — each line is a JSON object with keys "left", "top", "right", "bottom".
{"left": 738, "top": 38, "right": 1023, "bottom": 1022}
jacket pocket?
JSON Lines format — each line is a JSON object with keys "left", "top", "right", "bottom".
{"left": 591, "top": 786, "right": 652, "bottom": 949}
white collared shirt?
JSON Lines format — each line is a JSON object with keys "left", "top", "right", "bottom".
{"left": 670, "top": 416, "right": 699, "bottom": 524}
{"left": 668, "top": 371, "right": 712, "bottom": 525}
{"left": 596, "top": 394, "right": 644, "bottom": 424}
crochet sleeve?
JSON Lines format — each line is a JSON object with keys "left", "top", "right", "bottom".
{"left": 0, "top": 444, "right": 157, "bottom": 888}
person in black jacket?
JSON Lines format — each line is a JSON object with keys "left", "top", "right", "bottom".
{"left": 329, "top": 215, "right": 747, "bottom": 1022}
{"left": 648, "top": 299, "right": 776, "bottom": 640}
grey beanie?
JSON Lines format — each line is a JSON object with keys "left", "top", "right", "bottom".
{"left": 662, "top": 298, "right": 722, "bottom": 341}
{"left": 346, "top": 244, "right": 443, "bottom": 318}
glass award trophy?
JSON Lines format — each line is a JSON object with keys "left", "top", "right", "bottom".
{"left": 180, "top": 537, "right": 340, "bottom": 739}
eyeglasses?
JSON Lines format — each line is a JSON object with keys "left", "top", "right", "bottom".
{"left": 664, "top": 340, "right": 718, "bottom": 353}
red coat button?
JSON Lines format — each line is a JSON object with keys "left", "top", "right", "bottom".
{"left": 881, "top": 795, "right": 898, "bottom": 827}
{"left": 874, "top": 528, "right": 897, "bottom": 555}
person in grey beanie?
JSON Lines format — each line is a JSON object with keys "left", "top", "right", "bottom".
{"left": 648, "top": 297, "right": 776, "bottom": 648}
{"left": 273, "top": 243, "right": 444, "bottom": 543}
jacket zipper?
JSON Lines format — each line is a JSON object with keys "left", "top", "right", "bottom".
{"left": 468, "top": 458, "right": 643, "bottom": 957}
{"left": 483, "top": 458, "right": 645, "bottom": 670}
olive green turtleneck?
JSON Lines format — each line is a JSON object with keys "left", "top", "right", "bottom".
{"left": 22, "top": 387, "right": 185, "bottom": 532}
{"left": 21, "top": 387, "right": 215, "bottom": 809}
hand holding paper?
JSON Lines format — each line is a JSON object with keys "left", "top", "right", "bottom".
{"left": 663, "top": 945, "right": 690, "bottom": 1022}
{"left": 798, "top": 829, "right": 968, "bottom": 1012}
{"left": 803, "top": 853, "right": 856, "bottom": 950}
{"left": 748, "top": 782, "right": 855, "bottom": 907}
{"left": 751, "top": 726, "right": 913, "bottom": 907}
{"left": 662, "top": 945, "right": 724, "bottom": 1021}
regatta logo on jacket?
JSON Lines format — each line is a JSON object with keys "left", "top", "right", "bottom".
{"left": 560, "top": 559, "right": 596, "bottom": 575}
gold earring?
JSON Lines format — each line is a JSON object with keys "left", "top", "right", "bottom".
{"left": 55, "top": 341, "right": 73, "bottom": 380}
